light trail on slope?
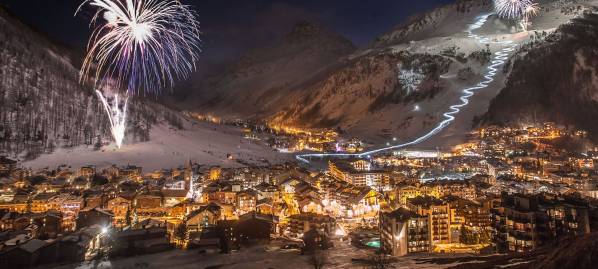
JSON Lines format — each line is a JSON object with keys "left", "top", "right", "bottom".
{"left": 296, "top": 13, "right": 517, "bottom": 164}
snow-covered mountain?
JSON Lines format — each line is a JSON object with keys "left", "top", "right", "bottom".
{"left": 183, "top": 0, "right": 499, "bottom": 144}
{"left": 184, "top": 21, "right": 356, "bottom": 118}
{"left": 185, "top": 0, "right": 598, "bottom": 147}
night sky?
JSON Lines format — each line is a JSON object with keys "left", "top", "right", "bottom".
{"left": 0, "top": 0, "right": 455, "bottom": 74}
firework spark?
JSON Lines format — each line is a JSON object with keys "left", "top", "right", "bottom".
{"left": 78, "top": 0, "right": 201, "bottom": 94}
{"left": 96, "top": 90, "right": 128, "bottom": 149}
{"left": 77, "top": 0, "right": 201, "bottom": 148}
{"left": 522, "top": 3, "right": 540, "bottom": 30}
{"left": 494, "top": 0, "right": 533, "bottom": 20}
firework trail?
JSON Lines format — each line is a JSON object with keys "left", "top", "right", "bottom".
{"left": 77, "top": 0, "right": 201, "bottom": 148}
{"left": 96, "top": 90, "right": 128, "bottom": 149}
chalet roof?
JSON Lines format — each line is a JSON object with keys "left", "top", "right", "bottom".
{"left": 254, "top": 182, "right": 277, "bottom": 192}
{"left": 32, "top": 192, "right": 55, "bottom": 201}
{"left": 79, "top": 207, "right": 114, "bottom": 216}
{"left": 186, "top": 203, "right": 221, "bottom": 220}
{"left": 256, "top": 198, "right": 273, "bottom": 206}
{"left": 239, "top": 212, "right": 279, "bottom": 223}
{"left": 295, "top": 182, "right": 318, "bottom": 194}
{"left": 407, "top": 196, "right": 446, "bottom": 208}
{"left": 161, "top": 189, "right": 188, "bottom": 198}
{"left": 118, "top": 227, "right": 165, "bottom": 238}
{"left": 79, "top": 225, "right": 102, "bottom": 237}
{"left": 384, "top": 208, "right": 424, "bottom": 221}
{"left": 289, "top": 213, "right": 334, "bottom": 223}
{"left": 7, "top": 195, "right": 27, "bottom": 203}
{"left": 204, "top": 181, "right": 234, "bottom": 192}
{"left": 238, "top": 189, "right": 258, "bottom": 197}
{"left": 277, "top": 177, "right": 303, "bottom": 187}
{"left": 1, "top": 212, "right": 18, "bottom": 221}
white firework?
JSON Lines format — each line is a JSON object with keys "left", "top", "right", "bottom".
{"left": 78, "top": 0, "right": 201, "bottom": 95}
{"left": 77, "top": 0, "right": 201, "bottom": 148}
{"left": 494, "top": 0, "right": 533, "bottom": 19}
{"left": 523, "top": 3, "right": 540, "bottom": 21}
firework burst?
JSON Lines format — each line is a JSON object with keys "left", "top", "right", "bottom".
{"left": 494, "top": 0, "right": 540, "bottom": 31}
{"left": 78, "top": 0, "right": 201, "bottom": 95}
{"left": 494, "top": 0, "right": 533, "bottom": 19}
{"left": 77, "top": 0, "right": 200, "bottom": 148}
{"left": 523, "top": 3, "right": 540, "bottom": 21}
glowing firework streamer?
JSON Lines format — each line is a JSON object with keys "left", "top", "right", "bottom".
{"left": 77, "top": 0, "right": 200, "bottom": 148}
{"left": 96, "top": 90, "right": 128, "bottom": 149}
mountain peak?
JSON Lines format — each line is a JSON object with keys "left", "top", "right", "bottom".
{"left": 289, "top": 20, "right": 323, "bottom": 36}
{"left": 284, "top": 20, "right": 332, "bottom": 43}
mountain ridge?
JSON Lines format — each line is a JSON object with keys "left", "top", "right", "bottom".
{"left": 184, "top": 20, "right": 357, "bottom": 118}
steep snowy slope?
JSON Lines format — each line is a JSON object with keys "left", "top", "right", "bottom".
{"left": 484, "top": 8, "right": 598, "bottom": 141}
{"left": 0, "top": 6, "right": 113, "bottom": 159}
{"left": 372, "top": 0, "right": 493, "bottom": 47}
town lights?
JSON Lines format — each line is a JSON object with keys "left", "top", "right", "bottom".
{"left": 335, "top": 227, "right": 346, "bottom": 237}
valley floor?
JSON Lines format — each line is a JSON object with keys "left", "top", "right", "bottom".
{"left": 23, "top": 121, "right": 290, "bottom": 171}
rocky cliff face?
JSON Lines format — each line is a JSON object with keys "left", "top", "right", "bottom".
{"left": 483, "top": 13, "right": 598, "bottom": 141}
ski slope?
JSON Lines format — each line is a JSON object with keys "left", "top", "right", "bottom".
{"left": 297, "top": 13, "right": 517, "bottom": 163}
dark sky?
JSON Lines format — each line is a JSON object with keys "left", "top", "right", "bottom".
{"left": 0, "top": 0, "right": 455, "bottom": 74}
